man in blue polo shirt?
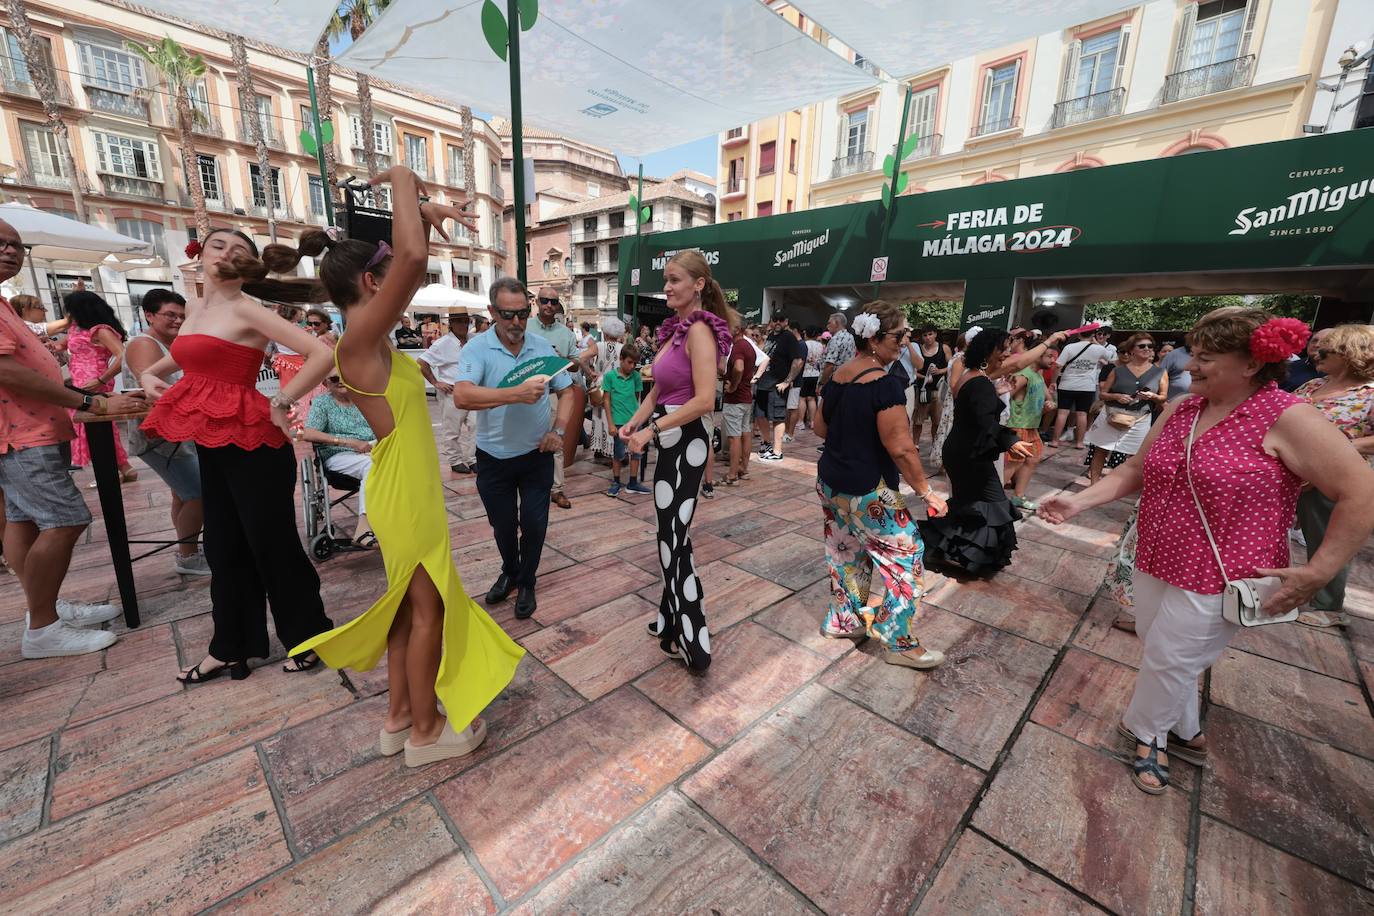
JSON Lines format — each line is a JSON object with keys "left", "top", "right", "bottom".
{"left": 454, "top": 277, "right": 575, "bottom": 619}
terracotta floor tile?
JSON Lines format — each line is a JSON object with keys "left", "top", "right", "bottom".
{"left": 620, "top": 529, "right": 737, "bottom": 575}
{"left": 51, "top": 669, "right": 353, "bottom": 819}
{"left": 511, "top": 792, "right": 807, "bottom": 915}
{"left": 822, "top": 606, "right": 1055, "bottom": 769}
{"left": 633, "top": 559, "right": 793, "bottom": 634}
{"left": 683, "top": 684, "right": 982, "bottom": 916}
{"left": 0, "top": 737, "right": 49, "bottom": 843}
{"left": 522, "top": 594, "right": 668, "bottom": 700}
{"left": 221, "top": 797, "right": 495, "bottom": 914}
{"left": 916, "top": 831, "right": 1106, "bottom": 915}
{"left": 1016, "top": 514, "right": 1119, "bottom": 561}
{"left": 0, "top": 749, "right": 288, "bottom": 911}
{"left": 925, "top": 572, "right": 1089, "bottom": 648}
{"left": 67, "top": 652, "right": 185, "bottom": 728}
{"left": 752, "top": 576, "right": 858, "bottom": 660}
{"left": 1070, "top": 599, "right": 1143, "bottom": 668}
{"left": 973, "top": 723, "right": 1190, "bottom": 916}
{"left": 103, "top": 621, "right": 179, "bottom": 668}
{"left": 528, "top": 555, "right": 658, "bottom": 627}
{"left": 1202, "top": 708, "right": 1374, "bottom": 889}
{"left": 1194, "top": 816, "right": 1374, "bottom": 915}
{"left": 1210, "top": 649, "right": 1374, "bottom": 759}
{"left": 698, "top": 510, "right": 799, "bottom": 548}
{"left": 1003, "top": 537, "right": 1108, "bottom": 597}
{"left": 545, "top": 509, "right": 658, "bottom": 561}
{"left": 636, "top": 622, "right": 828, "bottom": 745}
{"left": 434, "top": 688, "right": 709, "bottom": 900}
{"left": 277, "top": 659, "right": 584, "bottom": 855}
{"left": 759, "top": 495, "right": 823, "bottom": 524}
{"left": 0, "top": 652, "right": 104, "bottom": 700}
{"left": 1228, "top": 622, "right": 1360, "bottom": 683}
{"left": 1, "top": 675, "right": 92, "bottom": 754}
{"left": 723, "top": 532, "right": 827, "bottom": 590}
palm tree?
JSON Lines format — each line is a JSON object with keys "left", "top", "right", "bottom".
{"left": 312, "top": 34, "right": 338, "bottom": 201}
{"left": 128, "top": 36, "right": 209, "bottom": 240}
{"left": 326, "top": 0, "right": 391, "bottom": 177}
{"left": 229, "top": 35, "right": 277, "bottom": 240}
{"left": 461, "top": 104, "right": 475, "bottom": 235}
{"left": 4, "top": 0, "right": 85, "bottom": 220}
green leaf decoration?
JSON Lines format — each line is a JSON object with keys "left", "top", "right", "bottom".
{"left": 901, "top": 132, "right": 921, "bottom": 161}
{"left": 882, "top": 153, "right": 895, "bottom": 178}
{"left": 881, "top": 184, "right": 892, "bottom": 208}
{"left": 319, "top": 120, "right": 334, "bottom": 144}
{"left": 640, "top": 206, "right": 650, "bottom": 223}
{"left": 299, "top": 128, "right": 318, "bottom": 156}
{"left": 481, "top": 0, "right": 508, "bottom": 61}
{"left": 628, "top": 194, "right": 639, "bottom": 210}
{"left": 895, "top": 172, "right": 909, "bottom": 194}
{"left": 518, "top": 0, "right": 538, "bottom": 30}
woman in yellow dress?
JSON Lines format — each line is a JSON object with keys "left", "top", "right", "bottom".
{"left": 274, "top": 167, "right": 523, "bottom": 766}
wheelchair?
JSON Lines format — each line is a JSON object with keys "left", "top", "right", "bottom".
{"left": 300, "top": 447, "right": 363, "bottom": 561}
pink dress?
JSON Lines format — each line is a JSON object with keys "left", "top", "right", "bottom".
{"left": 67, "top": 324, "right": 129, "bottom": 467}
{"left": 1134, "top": 383, "right": 1301, "bottom": 594}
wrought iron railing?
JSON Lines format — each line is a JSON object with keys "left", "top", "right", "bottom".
{"left": 970, "top": 114, "right": 1019, "bottom": 138}
{"left": 86, "top": 85, "right": 149, "bottom": 119}
{"left": 1163, "top": 55, "right": 1254, "bottom": 104}
{"left": 830, "top": 150, "right": 875, "bottom": 179}
{"left": 1052, "top": 87, "right": 1126, "bottom": 129}
{"left": 100, "top": 173, "right": 163, "bottom": 200}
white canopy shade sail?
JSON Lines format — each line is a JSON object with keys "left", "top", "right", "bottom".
{"left": 116, "top": 0, "right": 340, "bottom": 55}
{"left": 791, "top": 0, "right": 1135, "bottom": 79}
{"left": 0, "top": 203, "right": 153, "bottom": 262}
{"left": 407, "top": 283, "right": 489, "bottom": 316}
{"left": 338, "top": 0, "right": 881, "bottom": 156}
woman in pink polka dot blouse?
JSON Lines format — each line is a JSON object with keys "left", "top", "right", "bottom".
{"left": 1040, "top": 308, "right": 1374, "bottom": 796}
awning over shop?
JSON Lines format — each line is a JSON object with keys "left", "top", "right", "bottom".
{"left": 336, "top": 0, "right": 880, "bottom": 155}
{"left": 791, "top": 0, "right": 1136, "bottom": 79}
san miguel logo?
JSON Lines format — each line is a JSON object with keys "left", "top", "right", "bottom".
{"left": 774, "top": 229, "right": 831, "bottom": 267}
{"left": 1230, "top": 172, "right": 1371, "bottom": 236}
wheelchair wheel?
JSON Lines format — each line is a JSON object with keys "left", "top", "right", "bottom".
{"left": 712, "top": 427, "right": 723, "bottom": 454}
{"left": 310, "top": 533, "right": 334, "bottom": 561}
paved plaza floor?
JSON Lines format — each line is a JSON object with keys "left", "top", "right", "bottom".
{"left": 1, "top": 415, "right": 1372, "bottom": 914}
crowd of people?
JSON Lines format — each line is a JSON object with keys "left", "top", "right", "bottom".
{"left": 2, "top": 176, "right": 1373, "bottom": 789}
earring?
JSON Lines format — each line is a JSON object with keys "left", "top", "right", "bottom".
{"left": 980, "top": 362, "right": 990, "bottom": 370}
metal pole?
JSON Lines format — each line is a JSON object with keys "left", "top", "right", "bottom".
{"left": 306, "top": 64, "right": 335, "bottom": 226}
{"left": 507, "top": 0, "right": 527, "bottom": 286}
{"left": 874, "top": 84, "right": 913, "bottom": 298}
{"left": 624, "top": 163, "right": 642, "bottom": 323}
{"left": 24, "top": 248, "right": 44, "bottom": 310}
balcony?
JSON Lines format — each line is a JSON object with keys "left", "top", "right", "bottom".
{"left": 446, "top": 167, "right": 467, "bottom": 188}
{"left": 349, "top": 147, "right": 392, "bottom": 170}
{"left": 722, "top": 126, "right": 748, "bottom": 148}
{"left": 571, "top": 296, "right": 605, "bottom": 312}
{"left": 1163, "top": 55, "right": 1255, "bottom": 104}
{"left": 85, "top": 85, "right": 150, "bottom": 120}
{"left": 191, "top": 116, "right": 224, "bottom": 138}
{"left": 490, "top": 179, "right": 504, "bottom": 202}
{"left": 177, "top": 189, "right": 238, "bottom": 213}
{"left": 723, "top": 175, "right": 746, "bottom": 198}
{"left": 571, "top": 259, "right": 617, "bottom": 275}
{"left": 15, "top": 164, "right": 93, "bottom": 193}
{"left": 1052, "top": 88, "right": 1125, "bottom": 129}
{"left": 970, "top": 114, "right": 1020, "bottom": 139}
{"left": 240, "top": 121, "right": 286, "bottom": 150}
{"left": 830, "top": 150, "right": 875, "bottom": 179}
{"left": 100, "top": 173, "right": 164, "bottom": 200}
{"left": 248, "top": 202, "right": 292, "bottom": 220}
{"left": 2, "top": 74, "right": 74, "bottom": 105}
{"left": 571, "top": 225, "right": 610, "bottom": 243}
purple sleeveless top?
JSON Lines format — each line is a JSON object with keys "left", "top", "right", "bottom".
{"left": 652, "top": 311, "right": 732, "bottom": 406}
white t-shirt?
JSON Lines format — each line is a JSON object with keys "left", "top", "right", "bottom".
{"left": 417, "top": 332, "right": 464, "bottom": 384}
{"left": 803, "top": 340, "right": 823, "bottom": 378}
{"left": 1056, "top": 342, "right": 1112, "bottom": 392}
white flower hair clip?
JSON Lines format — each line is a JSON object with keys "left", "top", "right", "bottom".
{"left": 964, "top": 325, "right": 984, "bottom": 344}
{"left": 852, "top": 313, "right": 882, "bottom": 339}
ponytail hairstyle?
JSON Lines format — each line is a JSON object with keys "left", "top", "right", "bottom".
{"left": 62, "top": 290, "right": 127, "bottom": 340}
{"left": 668, "top": 249, "right": 739, "bottom": 330}
{"left": 199, "top": 228, "right": 328, "bottom": 304}
{"left": 261, "top": 229, "right": 391, "bottom": 309}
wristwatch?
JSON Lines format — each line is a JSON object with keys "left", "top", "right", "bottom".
{"left": 552, "top": 427, "right": 566, "bottom": 438}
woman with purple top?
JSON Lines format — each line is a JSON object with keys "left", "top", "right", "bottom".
{"left": 620, "top": 250, "right": 735, "bottom": 671}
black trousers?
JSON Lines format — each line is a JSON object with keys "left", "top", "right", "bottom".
{"left": 196, "top": 443, "right": 332, "bottom": 661}
{"left": 475, "top": 447, "right": 554, "bottom": 587}
{"left": 653, "top": 411, "right": 711, "bottom": 671}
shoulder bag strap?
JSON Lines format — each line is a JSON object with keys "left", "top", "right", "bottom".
{"left": 1183, "top": 411, "right": 1232, "bottom": 583}
{"left": 1064, "top": 342, "right": 1094, "bottom": 366}
{"left": 822, "top": 366, "right": 886, "bottom": 421}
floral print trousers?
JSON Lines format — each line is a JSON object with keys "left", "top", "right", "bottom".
{"left": 817, "top": 479, "right": 927, "bottom": 651}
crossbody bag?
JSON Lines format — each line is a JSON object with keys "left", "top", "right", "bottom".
{"left": 1184, "top": 413, "right": 1294, "bottom": 627}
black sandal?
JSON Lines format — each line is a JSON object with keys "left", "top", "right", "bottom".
{"left": 1131, "top": 740, "right": 1170, "bottom": 795}
{"left": 352, "top": 531, "right": 378, "bottom": 549}
{"left": 283, "top": 652, "right": 322, "bottom": 673}
{"left": 177, "top": 660, "right": 249, "bottom": 685}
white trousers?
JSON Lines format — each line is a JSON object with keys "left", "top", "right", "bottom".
{"left": 439, "top": 395, "right": 475, "bottom": 467}
{"left": 323, "top": 451, "right": 372, "bottom": 514}
{"left": 553, "top": 451, "right": 565, "bottom": 493}
{"left": 1123, "top": 571, "right": 1238, "bottom": 749}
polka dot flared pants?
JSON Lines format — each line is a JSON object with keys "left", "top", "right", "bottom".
{"left": 651, "top": 408, "right": 712, "bottom": 671}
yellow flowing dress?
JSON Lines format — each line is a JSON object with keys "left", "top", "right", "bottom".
{"left": 291, "top": 350, "right": 524, "bottom": 728}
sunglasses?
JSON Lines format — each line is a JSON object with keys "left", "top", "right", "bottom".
{"left": 307, "top": 320, "right": 327, "bottom": 328}
{"left": 496, "top": 307, "right": 532, "bottom": 321}
{"left": 537, "top": 296, "right": 561, "bottom": 305}
{"left": 1317, "top": 349, "right": 1333, "bottom": 360}
{"left": 1135, "top": 343, "right": 1155, "bottom": 350}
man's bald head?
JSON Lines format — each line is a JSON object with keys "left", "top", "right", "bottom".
{"left": 0, "top": 219, "right": 24, "bottom": 284}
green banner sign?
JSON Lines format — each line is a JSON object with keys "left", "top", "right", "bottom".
{"left": 622, "top": 130, "right": 1374, "bottom": 310}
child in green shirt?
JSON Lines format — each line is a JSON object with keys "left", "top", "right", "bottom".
{"left": 602, "top": 344, "right": 650, "bottom": 496}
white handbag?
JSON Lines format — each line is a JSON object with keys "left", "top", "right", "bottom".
{"left": 1184, "top": 414, "right": 1295, "bottom": 627}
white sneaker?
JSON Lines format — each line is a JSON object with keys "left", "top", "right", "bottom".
{"left": 22, "top": 619, "right": 117, "bottom": 658}
{"left": 174, "top": 551, "right": 212, "bottom": 577}
{"left": 55, "top": 598, "right": 121, "bottom": 627}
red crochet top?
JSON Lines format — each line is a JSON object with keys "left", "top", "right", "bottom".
{"left": 142, "top": 334, "right": 286, "bottom": 450}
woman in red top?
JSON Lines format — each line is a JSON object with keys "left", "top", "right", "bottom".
{"left": 141, "top": 229, "right": 335, "bottom": 683}
{"left": 1040, "top": 308, "right": 1374, "bottom": 795}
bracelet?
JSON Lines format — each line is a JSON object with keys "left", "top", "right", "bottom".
{"left": 917, "top": 488, "right": 933, "bottom": 500}
{"left": 270, "top": 393, "right": 297, "bottom": 410}
{"left": 649, "top": 419, "right": 662, "bottom": 438}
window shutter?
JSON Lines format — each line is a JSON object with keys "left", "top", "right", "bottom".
{"left": 146, "top": 140, "right": 162, "bottom": 180}
{"left": 1239, "top": 0, "right": 1259, "bottom": 57}
{"left": 1114, "top": 25, "right": 1132, "bottom": 89}
{"left": 1060, "top": 39, "right": 1081, "bottom": 101}
{"left": 836, "top": 111, "right": 847, "bottom": 161}
{"left": 979, "top": 66, "right": 994, "bottom": 126}
{"left": 1172, "top": 3, "right": 1196, "bottom": 75}
{"left": 350, "top": 115, "right": 364, "bottom": 148}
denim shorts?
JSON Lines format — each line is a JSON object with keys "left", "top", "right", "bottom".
{"left": 137, "top": 444, "right": 202, "bottom": 501}
{"left": 0, "top": 443, "right": 93, "bottom": 529}
{"left": 612, "top": 436, "right": 630, "bottom": 462}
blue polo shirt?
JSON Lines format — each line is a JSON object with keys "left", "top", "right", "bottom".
{"left": 455, "top": 328, "right": 573, "bottom": 459}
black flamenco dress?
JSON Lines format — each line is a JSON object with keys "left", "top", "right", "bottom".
{"left": 919, "top": 373, "right": 1020, "bottom": 575}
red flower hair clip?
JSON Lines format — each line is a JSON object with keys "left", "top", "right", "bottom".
{"left": 1249, "top": 317, "right": 1310, "bottom": 363}
{"left": 184, "top": 240, "right": 203, "bottom": 259}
